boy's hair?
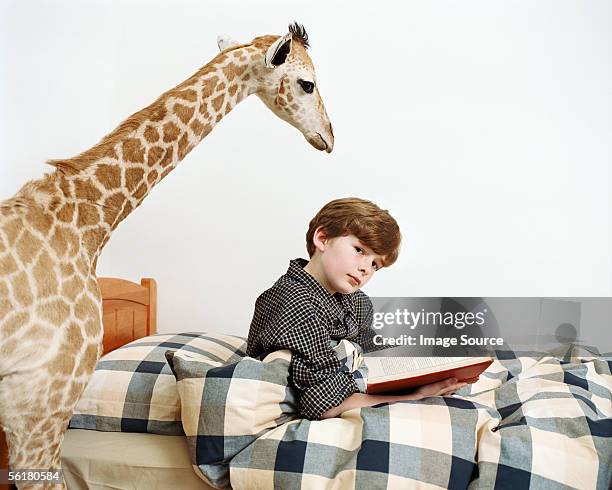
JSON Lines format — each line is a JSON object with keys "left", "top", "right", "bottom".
{"left": 306, "top": 197, "right": 401, "bottom": 267}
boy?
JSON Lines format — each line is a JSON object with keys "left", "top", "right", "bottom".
{"left": 246, "top": 197, "right": 465, "bottom": 420}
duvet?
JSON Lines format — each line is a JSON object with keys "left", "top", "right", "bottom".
{"left": 167, "top": 342, "right": 611, "bottom": 490}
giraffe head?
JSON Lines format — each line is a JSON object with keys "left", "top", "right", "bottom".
{"left": 218, "top": 23, "right": 334, "bottom": 153}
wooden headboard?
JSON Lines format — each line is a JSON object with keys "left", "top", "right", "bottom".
{"left": 0, "top": 276, "right": 157, "bottom": 487}
{"left": 99, "top": 277, "right": 157, "bottom": 353}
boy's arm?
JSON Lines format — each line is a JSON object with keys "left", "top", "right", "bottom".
{"left": 354, "top": 294, "right": 386, "bottom": 353}
{"left": 288, "top": 330, "right": 360, "bottom": 420}
{"left": 321, "top": 378, "right": 467, "bottom": 419}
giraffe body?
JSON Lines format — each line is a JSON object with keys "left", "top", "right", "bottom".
{"left": 0, "top": 24, "right": 333, "bottom": 488}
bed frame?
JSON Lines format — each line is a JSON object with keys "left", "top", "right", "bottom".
{"left": 0, "top": 277, "right": 157, "bottom": 489}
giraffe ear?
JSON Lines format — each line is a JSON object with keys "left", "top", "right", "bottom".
{"left": 264, "top": 32, "right": 292, "bottom": 68}
{"left": 217, "top": 35, "right": 241, "bottom": 52}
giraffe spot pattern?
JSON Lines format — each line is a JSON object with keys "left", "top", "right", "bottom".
{"left": 57, "top": 203, "right": 75, "bottom": 223}
{"left": 175, "top": 89, "right": 198, "bottom": 103}
{"left": 149, "top": 104, "right": 167, "bottom": 122}
{"left": 102, "top": 193, "right": 124, "bottom": 226}
{"left": 177, "top": 134, "right": 190, "bottom": 160}
{"left": 48, "top": 345, "right": 76, "bottom": 376}
{"left": 60, "top": 262, "right": 75, "bottom": 278}
{"left": 173, "top": 104, "right": 195, "bottom": 125}
{"left": 163, "top": 122, "right": 180, "bottom": 143}
{"left": 222, "top": 63, "right": 246, "bottom": 81}
{"left": 0, "top": 253, "right": 18, "bottom": 275}
{"left": 61, "top": 275, "right": 83, "bottom": 302}
{"left": 11, "top": 271, "right": 33, "bottom": 307}
{"left": 74, "top": 179, "right": 102, "bottom": 202}
{"left": 67, "top": 380, "right": 86, "bottom": 405}
{"left": 33, "top": 251, "right": 58, "bottom": 298}
{"left": 0, "top": 296, "right": 11, "bottom": 319}
{"left": 74, "top": 294, "right": 97, "bottom": 321}
{"left": 26, "top": 208, "right": 54, "bottom": 237}
{"left": 122, "top": 138, "right": 145, "bottom": 163}
{"left": 133, "top": 182, "right": 148, "bottom": 200}
{"left": 144, "top": 125, "right": 160, "bottom": 143}
{"left": 160, "top": 147, "right": 174, "bottom": 168}
{"left": 58, "top": 175, "right": 73, "bottom": 197}
{"left": 125, "top": 168, "right": 145, "bottom": 192}
{"left": 49, "top": 226, "right": 68, "bottom": 258}
{"left": 96, "top": 164, "right": 122, "bottom": 191}
{"left": 146, "top": 146, "right": 164, "bottom": 167}
{"left": 77, "top": 203, "right": 100, "bottom": 228}
{"left": 15, "top": 229, "right": 42, "bottom": 266}
{"left": 1, "top": 311, "right": 29, "bottom": 338}
{"left": 212, "top": 94, "right": 225, "bottom": 112}
{"left": 160, "top": 166, "right": 174, "bottom": 180}
{"left": 201, "top": 124, "right": 212, "bottom": 138}
{"left": 147, "top": 169, "right": 158, "bottom": 185}
{"left": 83, "top": 227, "right": 106, "bottom": 258}
{"left": 190, "top": 119, "right": 204, "bottom": 136}
{"left": 199, "top": 106, "right": 210, "bottom": 118}
{"left": 36, "top": 298, "right": 70, "bottom": 325}
{"left": 201, "top": 77, "right": 218, "bottom": 99}
{"left": 3, "top": 218, "right": 22, "bottom": 246}
{"left": 76, "top": 342, "right": 100, "bottom": 377}
{"left": 115, "top": 201, "right": 133, "bottom": 224}
{"left": 75, "top": 257, "right": 89, "bottom": 276}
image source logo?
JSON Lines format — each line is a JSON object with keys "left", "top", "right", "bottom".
{"left": 367, "top": 297, "right": 611, "bottom": 358}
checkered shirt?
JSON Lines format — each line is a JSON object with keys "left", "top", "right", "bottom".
{"left": 246, "top": 258, "right": 384, "bottom": 420}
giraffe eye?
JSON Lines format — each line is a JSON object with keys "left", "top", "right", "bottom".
{"left": 298, "top": 79, "right": 314, "bottom": 94}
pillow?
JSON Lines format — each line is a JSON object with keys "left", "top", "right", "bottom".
{"left": 69, "top": 332, "right": 246, "bottom": 435}
{"left": 165, "top": 349, "right": 298, "bottom": 489}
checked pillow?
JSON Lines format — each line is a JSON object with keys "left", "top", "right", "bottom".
{"left": 165, "top": 349, "right": 299, "bottom": 489}
{"left": 69, "top": 332, "right": 246, "bottom": 435}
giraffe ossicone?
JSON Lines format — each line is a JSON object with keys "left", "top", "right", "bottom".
{"left": 0, "top": 23, "right": 333, "bottom": 489}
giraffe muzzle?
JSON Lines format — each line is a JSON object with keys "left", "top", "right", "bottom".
{"left": 307, "top": 132, "right": 333, "bottom": 153}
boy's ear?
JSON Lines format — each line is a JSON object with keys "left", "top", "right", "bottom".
{"left": 312, "top": 226, "right": 329, "bottom": 251}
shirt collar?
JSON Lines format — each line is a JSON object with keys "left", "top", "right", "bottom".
{"left": 287, "top": 258, "right": 355, "bottom": 312}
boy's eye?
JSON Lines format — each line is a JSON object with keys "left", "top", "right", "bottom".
{"left": 372, "top": 262, "right": 380, "bottom": 271}
{"left": 355, "top": 246, "right": 363, "bottom": 254}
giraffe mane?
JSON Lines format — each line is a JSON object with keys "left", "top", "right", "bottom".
{"left": 45, "top": 51, "right": 231, "bottom": 175}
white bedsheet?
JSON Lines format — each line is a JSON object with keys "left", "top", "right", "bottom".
{"left": 60, "top": 429, "right": 220, "bottom": 489}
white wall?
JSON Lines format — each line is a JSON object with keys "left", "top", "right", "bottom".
{"left": 1, "top": 1, "right": 610, "bottom": 337}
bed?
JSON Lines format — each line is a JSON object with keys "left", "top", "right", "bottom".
{"left": 1, "top": 277, "right": 611, "bottom": 490}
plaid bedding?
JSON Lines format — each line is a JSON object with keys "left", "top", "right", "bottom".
{"left": 169, "top": 340, "right": 611, "bottom": 489}
{"left": 69, "top": 332, "right": 246, "bottom": 435}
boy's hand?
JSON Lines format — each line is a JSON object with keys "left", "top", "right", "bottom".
{"left": 409, "top": 378, "right": 467, "bottom": 399}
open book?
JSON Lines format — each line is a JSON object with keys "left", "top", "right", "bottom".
{"left": 363, "top": 356, "right": 494, "bottom": 395}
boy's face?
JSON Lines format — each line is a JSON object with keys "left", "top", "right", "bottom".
{"left": 317, "top": 234, "right": 384, "bottom": 294}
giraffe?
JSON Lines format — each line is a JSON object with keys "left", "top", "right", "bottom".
{"left": 0, "top": 23, "right": 333, "bottom": 489}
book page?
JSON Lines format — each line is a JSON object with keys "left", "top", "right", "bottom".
{"left": 365, "top": 357, "right": 468, "bottom": 379}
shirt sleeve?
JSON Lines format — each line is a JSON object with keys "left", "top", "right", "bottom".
{"left": 254, "top": 290, "right": 359, "bottom": 420}
{"left": 276, "top": 318, "right": 359, "bottom": 420}
{"left": 354, "top": 294, "right": 387, "bottom": 353}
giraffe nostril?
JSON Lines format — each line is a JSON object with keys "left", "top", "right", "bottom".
{"left": 328, "top": 123, "right": 334, "bottom": 138}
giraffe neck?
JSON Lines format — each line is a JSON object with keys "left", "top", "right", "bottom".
{"left": 43, "top": 44, "right": 262, "bottom": 263}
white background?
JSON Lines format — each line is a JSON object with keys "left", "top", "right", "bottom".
{"left": 1, "top": 1, "right": 610, "bottom": 337}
